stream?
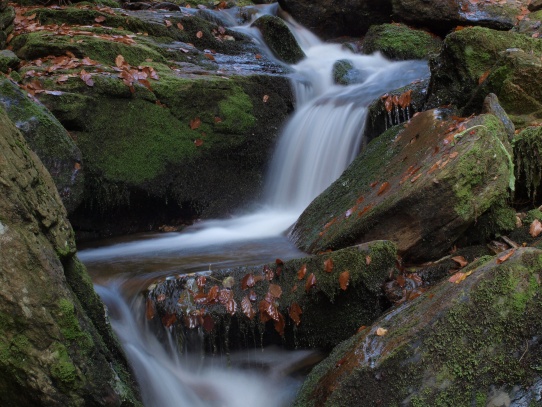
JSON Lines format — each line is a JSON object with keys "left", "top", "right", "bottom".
{"left": 79, "top": 5, "right": 429, "bottom": 406}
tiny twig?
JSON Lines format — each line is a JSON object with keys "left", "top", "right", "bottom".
{"left": 501, "top": 236, "right": 520, "bottom": 249}
{"left": 519, "top": 339, "right": 529, "bottom": 362}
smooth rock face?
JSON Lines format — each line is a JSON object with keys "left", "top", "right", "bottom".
{"left": 0, "top": 106, "right": 140, "bottom": 406}
{"left": 0, "top": 78, "right": 84, "bottom": 214}
{"left": 291, "top": 110, "right": 513, "bottom": 262}
{"left": 294, "top": 248, "right": 542, "bottom": 406}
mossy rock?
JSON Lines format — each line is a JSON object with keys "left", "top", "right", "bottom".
{"left": 463, "top": 48, "right": 542, "bottom": 128}
{"left": 0, "top": 77, "right": 84, "bottom": 214}
{"left": 0, "top": 106, "right": 141, "bottom": 406}
{"left": 514, "top": 126, "right": 542, "bottom": 204}
{"left": 291, "top": 110, "right": 514, "bottom": 262}
{"left": 332, "top": 59, "right": 366, "bottom": 86}
{"left": 427, "top": 26, "right": 542, "bottom": 110}
{"left": 362, "top": 23, "right": 442, "bottom": 60}
{"left": 149, "top": 241, "right": 397, "bottom": 351}
{"left": 0, "top": 50, "right": 19, "bottom": 73}
{"left": 294, "top": 247, "right": 542, "bottom": 406}
{"left": 252, "top": 15, "right": 305, "bottom": 64}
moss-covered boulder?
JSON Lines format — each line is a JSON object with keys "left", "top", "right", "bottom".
{"left": 294, "top": 247, "right": 542, "bottom": 406}
{"left": 0, "top": 50, "right": 19, "bottom": 73}
{"left": 514, "top": 126, "right": 542, "bottom": 204}
{"left": 391, "top": 0, "right": 524, "bottom": 35}
{"left": 362, "top": 23, "right": 442, "bottom": 60}
{"left": 0, "top": 78, "right": 84, "bottom": 214}
{"left": 291, "top": 110, "right": 514, "bottom": 262}
{"left": 462, "top": 48, "right": 542, "bottom": 128}
{"left": 0, "top": 106, "right": 141, "bottom": 406}
{"left": 148, "top": 241, "right": 397, "bottom": 351}
{"left": 0, "top": 4, "right": 14, "bottom": 49}
{"left": 426, "top": 26, "right": 542, "bottom": 111}
{"left": 251, "top": 15, "right": 305, "bottom": 64}
{"left": 332, "top": 59, "right": 366, "bottom": 85}
{"left": 515, "top": 9, "right": 542, "bottom": 38}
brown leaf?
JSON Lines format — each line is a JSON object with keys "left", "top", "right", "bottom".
{"left": 79, "top": 70, "right": 94, "bottom": 87}
{"left": 297, "top": 264, "right": 307, "bottom": 280}
{"left": 202, "top": 314, "right": 214, "bottom": 333}
{"left": 324, "top": 258, "right": 334, "bottom": 273}
{"left": 376, "top": 327, "right": 388, "bottom": 336}
{"left": 196, "top": 275, "right": 206, "bottom": 290}
{"left": 162, "top": 313, "right": 177, "bottom": 328}
{"left": 365, "top": 255, "right": 371, "bottom": 266}
{"left": 451, "top": 256, "right": 468, "bottom": 268}
{"left": 241, "top": 295, "right": 255, "bottom": 320}
{"left": 377, "top": 181, "right": 390, "bottom": 196}
{"left": 190, "top": 117, "right": 201, "bottom": 130}
{"left": 225, "top": 299, "right": 237, "bottom": 316}
{"left": 305, "top": 273, "right": 316, "bottom": 292}
{"left": 194, "top": 139, "right": 204, "bottom": 147}
{"left": 448, "top": 272, "right": 467, "bottom": 284}
{"left": 289, "top": 302, "right": 302, "bottom": 326}
{"left": 206, "top": 285, "right": 219, "bottom": 303}
{"left": 478, "top": 70, "right": 490, "bottom": 84}
{"left": 214, "top": 116, "right": 222, "bottom": 123}
{"left": 274, "top": 313, "right": 285, "bottom": 336}
{"left": 145, "top": 298, "right": 155, "bottom": 320}
{"left": 115, "top": 54, "right": 126, "bottom": 68}
{"left": 177, "top": 22, "right": 184, "bottom": 30}
{"left": 263, "top": 94, "right": 269, "bottom": 103}
{"left": 339, "top": 271, "right": 350, "bottom": 290}
{"left": 497, "top": 249, "right": 516, "bottom": 264}
{"left": 241, "top": 273, "right": 255, "bottom": 290}
{"left": 218, "top": 288, "right": 233, "bottom": 304}
{"left": 263, "top": 265, "right": 274, "bottom": 281}
{"left": 196, "top": 30, "right": 203, "bottom": 38}
{"left": 269, "top": 283, "right": 282, "bottom": 299}
{"left": 95, "top": 15, "right": 106, "bottom": 23}
{"left": 249, "top": 289, "right": 257, "bottom": 302}
{"left": 165, "top": 19, "right": 172, "bottom": 27}
{"left": 529, "top": 219, "right": 542, "bottom": 237}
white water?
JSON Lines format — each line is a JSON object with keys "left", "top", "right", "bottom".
{"left": 81, "top": 6, "right": 430, "bottom": 407}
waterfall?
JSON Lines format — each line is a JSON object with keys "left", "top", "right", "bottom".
{"left": 79, "top": 6, "right": 430, "bottom": 407}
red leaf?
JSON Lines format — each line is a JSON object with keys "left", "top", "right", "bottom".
{"left": 190, "top": 117, "right": 201, "bottom": 130}
{"left": 194, "top": 139, "right": 204, "bottom": 147}
{"left": 377, "top": 181, "right": 390, "bottom": 196}
{"left": 162, "top": 313, "right": 177, "bottom": 328}
{"left": 241, "top": 273, "right": 255, "bottom": 290}
{"left": 269, "top": 283, "right": 282, "bottom": 299}
{"left": 324, "top": 258, "right": 334, "bottom": 273}
{"left": 305, "top": 273, "right": 316, "bottom": 292}
{"left": 297, "top": 264, "right": 307, "bottom": 280}
{"left": 289, "top": 302, "right": 302, "bottom": 326}
{"left": 274, "top": 313, "right": 285, "bottom": 336}
{"left": 497, "top": 249, "right": 515, "bottom": 264}
{"left": 145, "top": 298, "right": 155, "bottom": 320}
{"left": 339, "top": 271, "right": 350, "bottom": 290}
{"left": 241, "top": 295, "right": 255, "bottom": 320}
{"left": 206, "top": 285, "right": 219, "bottom": 303}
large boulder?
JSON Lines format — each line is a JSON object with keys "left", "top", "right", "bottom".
{"left": 148, "top": 241, "right": 397, "bottom": 351}
{"left": 0, "top": 106, "right": 141, "bottom": 406}
{"left": 391, "top": 0, "right": 527, "bottom": 35}
{"left": 0, "top": 78, "right": 84, "bottom": 214}
{"left": 277, "top": 0, "right": 392, "bottom": 39}
{"left": 252, "top": 15, "right": 305, "bottom": 64}
{"left": 294, "top": 247, "right": 542, "bottom": 406}
{"left": 426, "top": 26, "right": 542, "bottom": 111}
{"left": 291, "top": 110, "right": 514, "bottom": 262}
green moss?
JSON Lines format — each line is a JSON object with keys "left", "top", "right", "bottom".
{"left": 56, "top": 298, "right": 93, "bottom": 351}
{"left": 514, "top": 126, "right": 542, "bottom": 202}
{"left": 50, "top": 343, "right": 79, "bottom": 387}
{"left": 363, "top": 23, "right": 441, "bottom": 60}
{"left": 217, "top": 87, "right": 255, "bottom": 133}
{"left": 252, "top": 15, "right": 305, "bottom": 64}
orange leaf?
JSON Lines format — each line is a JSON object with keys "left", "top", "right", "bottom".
{"left": 305, "top": 273, "right": 316, "bottom": 292}
{"left": 497, "top": 249, "right": 515, "bottom": 264}
{"left": 145, "top": 298, "right": 155, "bottom": 320}
{"left": 448, "top": 272, "right": 467, "bottom": 284}
{"left": 115, "top": 54, "right": 126, "bottom": 68}
{"left": 289, "top": 302, "right": 302, "bottom": 326}
{"left": 297, "top": 264, "right": 307, "bottom": 280}
{"left": 241, "top": 273, "right": 255, "bottom": 290}
{"left": 274, "top": 313, "right": 285, "bottom": 336}
{"left": 194, "top": 139, "right": 204, "bottom": 147}
{"left": 529, "top": 219, "right": 542, "bottom": 237}
{"left": 377, "top": 181, "right": 390, "bottom": 196}
{"left": 324, "top": 258, "right": 334, "bottom": 273}
{"left": 241, "top": 296, "right": 255, "bottom": 320}
{"left": 196, "top": 31, "right": 203, "bottom": 38}
{"left": 451, "top": 256, "right": 468, "bottom": 268}
{"left": 206, "top": 285, "right": 219, "bottom": 303}
{"left": 339, "top": 271, "right": 350, "bottom": 290}
{"left": 190, "top": 117, "right": 201, "bottom": 130}
{"left": 478, "top": 70, "right": 490, "bottom": 84}
{"left": 196, "top": 275, "right": 206, "bottom": 290}
{"left": 269, "top": 283, "right": 283, "bottom": 299}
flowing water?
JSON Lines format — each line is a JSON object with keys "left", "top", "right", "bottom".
{"left": 80, "top": 5, "right": 430, "bottom": 406}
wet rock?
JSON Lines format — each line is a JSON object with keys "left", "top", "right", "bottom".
{"left": 0, "top": 106, "right": 141, "bottom": 406}
{"left": 277, "top": 0, "right": 392, "bottom": 39}
{"left": 362, "top": 23, "right": 442, "bottom": 60}
{"left": 0, "top": 78, "right": 84, "bottom": 214}
{"left": 513, "top": 126, "right": 542, "bottom": 204}
{"left": 391, "top": 0, "right": 523, "bottom": 35}
{"left": 0, "top": 49, "right": 19, "bottom": 73}
{"left": 332, "top": 59, "right": 365, "bottom": 85}
{"left": 252, "top": 15, "right": 305, "bottom": 64}
{"left": 426, "top": 26, "right": 542, "bottom": 111}
{"left": 463, "top": 48, "right": 542, "bottom": 128}
{"left": 291, "top": 109, "right": 514, "bottom": 262}
{"left": 481, "top": 93, "right": 515, "bottom": 141}
{"left": 529, "top": 0, "right": 542, "bottom": 12}
{"left": 294, "top": 247, "right": 542, "bottom": 407}
{"left": 148, "top": 241, "right": 397, "bottom": 351}
{"left": 514, "top": 10, "right": 542, "bottom": 38}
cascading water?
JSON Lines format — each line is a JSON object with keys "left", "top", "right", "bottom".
{"left": 80, "top": 5, "right": 430, "bottom": 406}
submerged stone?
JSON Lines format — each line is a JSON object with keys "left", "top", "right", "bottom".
{"left": 291, "top": 110, "right": 513, "bottom": 262}
{"left": 252, "top": 15, "right": 305, "bottom": 64}
{"left": 294, "top": 247, "right": 542, "bottom": 406}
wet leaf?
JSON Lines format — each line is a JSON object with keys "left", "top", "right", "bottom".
{"left": 377, "top": 181, "right": 390, "bottom": 196}
{"left": 448, "top": 272, "right": 467, "bottom": 284}
{"left": 222, "top": 276, "right": 235, "bottom": 288}
{"left": 202, "top": 314, "right": 214, "bottom": 333}
{"left": 263, "top": 264, "right": 274, "bottom": 281}
{"left": 530, "top": 219, "right": 542, "bottom": 237}
{"left": 497, "top": 249, "right": 515, "bottom": 264}
{"left": 145, "top": 298, "right": 155, "bottom": 320}
{"left": 225, "top": 299, "right": 237, "bottom": 316}
{"left": 269, "top": 283, "right": 282, "bottom": 299}
{"left": 206, "top": 285, "right": 219, "bottom": 303}
{"left": 289, "top": 302, "right": 302, "bottom": 326}
{"left": 196, "top": 275, "right": 206, "bottom": 290}
{"left": 162, "top": 313, "right": 177, "bottom": 328}
{"left": 190, "top": 117, "right": 201, "bottom": 130}
{"left": 218, "top": 288, "right": 233, "bottom": 304}
{"left": 95, "top": 15, "right": 106, "bottom": 23}
{"left": 478, "top": 70, "right": 490, "bottom": 84}
{"left": 194, "top": 139, "right": 204, "bottom": 147}
{"left": 156, "top": 293, "right": 166, "bottom": 302}
{"left": 339, "top": 271, "right": 350, "bottom": 290}
{"left": 258, "top": 300, "right": 271, "bottom": 322}
{"left": 79, "top": 69, "right": 94, "bottom": 86}
{"left": 241, "top": 273, "right": 255, "bottom": 290}
{"left": 274, "top": 313, "right": 285, "bottom": 336}
{"left": 376, "top": 327, "right": 388, "bottom": 336}
{"left": 196, "top": 30, "right": 203, "bottom": 38}
{"left": 451, "top": 256, "right": 468, "bottom": 268}
{"left": 297, "top": 264, "right": 307, "bottom": 280}
{"left": 249, "top": 289, "right": 257, "bottom": 302}
{"left": 241, "top": 295, "right": 255, "bottom": 320}
{"left": 305, "top": 273, "right": 316, "bottom": 292}
{"left": 193, "top": 291, "right": 208, "bottom": 304}
{"left": 324, "top": 258, "right": 334, "bottom": 273}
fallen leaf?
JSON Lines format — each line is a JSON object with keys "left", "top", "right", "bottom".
{"left": 448, "top": 272, "right": 467, "bottom": 284}
{"left": 196, "top": 275, "right": 206, "bottom": 290}
{"left": 497, "top": 249, "right": 516, "bottom": 264}
{"left": 451, "top": 256, "right": 468, "bottom": 268}
{"left": 263, "top": 265, "right": 274, "bottom": 281}
{"left": 194, "top": 139, "right": 204, "bottom": 147}
{"left": 165, "top": 19, "right": 172, "bottom": 27}
{"left": 274, "top": 313, "right": 285, "bottom": 336}
{"left": 324, "top": 258, "right": 334, "bottom": 273}
{"left": 289, "top": 302, "right": 302, "bottom": 326}
{"left": 365, "top": 255, "right": 372, "bottom": 266}
{"left": 529, "top": 219, "right": 542, "bottom": 237}
{"left": 145, "top": 298, "right": 155, "bottom": 320}
{"left": 79, "top": 70, "right": 94, "bottom": 87}
{"left": 202, "top": 314, "right": 214, "bottom": 332}
{"left": 376, "top": 327, "right": 388, "bottom": 336}
{"left": 249, "top": 289, "right": 257, "bottom": 302}
{"left": 162, "top": 313, "right": 177, "bottom": 328}
{"left": 241, "top": 295, "right": 255, "bottom": 320}
{"left": 177, "top": 22, "right": 184, "bottom": 30}
{"left": 263, "top": 94, "right": 269, "bottom": 103}
{"left": 196, "top": 30, "right": 203, "bottom": 38}
{"left": 305, "top": 273, "right": 316, "bottom": 292}
{"left": 297, "top": 264, "right": 307, "bottom": 280}
{"left": 269, "top": 283, "right": 283, "bottom": 299}
{"left": 206, "top": 285, "right": 219, "bottom": 303}
{"left": 339, "top": 271, "right": 350, "bottom": 290}
{"left": 115, "top": 54, "right": 126, "bottom": 68}
{"left": 377, "top": 181, "right": 390, "bottom": 195}
{"left": 190, "top": 117, "right": 201, "bottom": 130}
{"left": 95, "top": 15, "right": 106, "bottom": 23}
{"left": 241, "top": 273, "right": 255, "bottom": 290}
{"left": 478, "top": 70, "right": 490, "bottom": 84}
